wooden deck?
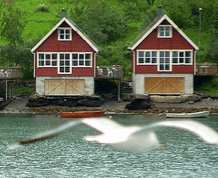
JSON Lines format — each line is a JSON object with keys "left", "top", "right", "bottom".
{"left": 195, "top": 63, "right": 217, "bottom": 76}
{"left": 96, "top": 66, "right": 124, "bottom": 79}
{"left": 0, "top": 67, "right": 22, "bottom": 79}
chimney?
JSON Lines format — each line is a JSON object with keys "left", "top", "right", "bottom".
{"left": 157, "top": 5, "right": 162, "bottom": 18}
{"left": 61, "top": 8, "right": 67, "bottom": 18}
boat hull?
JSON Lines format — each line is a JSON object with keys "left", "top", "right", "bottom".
{"left": 60, "top": 110, "right": 105, "bottom": 118}
{"left": 166, "top": 111, "right": 210, "bottom": 118}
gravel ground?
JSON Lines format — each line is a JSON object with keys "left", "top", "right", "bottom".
{"left": 1, "top": 96, "right": 218, "bottom": 114}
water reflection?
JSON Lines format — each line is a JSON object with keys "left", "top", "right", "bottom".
{"left": 1, "top": 114, "right": 218, "bottom": 177}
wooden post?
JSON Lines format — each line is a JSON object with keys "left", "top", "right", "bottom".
{"left": 118, "top": 79, "right": 121, "bottom": 102}
{"left": 5, "top": 79, "right": 7, "bottom": 101}
{"left": 9, "top": 80, "right": 12, "bottom": 99}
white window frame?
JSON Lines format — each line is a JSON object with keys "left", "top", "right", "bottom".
{"left": 137, "top": 50, "right": 193, "bottom": 71}
{"left": 72, "top": 52, "right": 92, "bottom": 67}
{"left": 58, "top": 53, "right": 71, "bottom": 74}
{"left": 58, "top": 27, "right": 72, "bottom": 41}
{"left": 37, "top": 53, "right": 58, "bottom": 67}
{"left": 158, "top": 50, "right": 172, "bottom": 72}
{"left": 158, "top": 25, "right": 172, "bottom": 38}
{"left": 172, "top": 50, "right": 192, "bottom": 65}
{"left": 137, "top": 50, "right": 157, "bottom": 65}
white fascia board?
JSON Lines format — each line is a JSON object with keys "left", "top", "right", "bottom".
{"left": 164, "top": 15, "right": 199, "bottom": 51}
{"left": 64, "top": 18, "right": 99, "bottom": 53}
{"left": 129, "top": 15, "right": 199, "bottom": 51}
{"left": 31, "top": 17, "right": 99, "bottom": 53}
{"left": 129, "top": 15, "right": 167, "bottom": 50}
{"left": 31, "top": 18, "right": 66, "bottom": 53}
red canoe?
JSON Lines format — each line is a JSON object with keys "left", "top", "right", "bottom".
{"left": 60, "top": 110, "right": 105, "bottom": 118}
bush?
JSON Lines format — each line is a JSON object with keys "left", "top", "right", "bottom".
{"left": 70, "top": 0, "right": 129, "bottom": 44}
{"left": 12, "top": 86, "right": 35, "bottom": 95}
{"left": 38, "top": 4, "right": 49, "bottom": 12}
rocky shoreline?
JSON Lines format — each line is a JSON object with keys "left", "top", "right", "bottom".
{"left": 1, "top": 95, "right": 218, "bottom": 115}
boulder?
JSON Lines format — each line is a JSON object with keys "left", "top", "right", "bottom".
{"left": 51, "top": 99, "right": 66, "bottom": 106}
{"left": 150, "top": 95, "right": 187, "bottom": 103}
{"left": 132, "top": 94, "right": 150, "bottom": 101}
{"left": 186, "top": 95, "right": 201, "bottom": 102}
{"left": 125, "top": 99, "right": 151, "bottom": 110}
{"left": 28, "top": 94, "right": 40, "bottom": 102}
{"left": 26, "top": 99, "right": 50, "bottom": 107}
{"left": 65, "top": 99, "right": 78, "bottom": 107}
{"left": 77, "top": 96, "right": 104, "bottom": 107}
{"left": 122, "top": 93, "right": 133, "bottom": 101}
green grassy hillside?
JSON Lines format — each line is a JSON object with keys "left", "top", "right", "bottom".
{"left": 0, "top": 0, "right": 218, "bottom": 79}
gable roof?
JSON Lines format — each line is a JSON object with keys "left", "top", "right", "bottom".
{"left": 128, "top": 14, "right": 199, "bottom": 51}
{"left": 31, "top": 17, "right": 99, "bottom": 53}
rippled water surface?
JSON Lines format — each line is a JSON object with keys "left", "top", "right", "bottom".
{"left": 1, "top": 114, "right": 218, "bottom": 178}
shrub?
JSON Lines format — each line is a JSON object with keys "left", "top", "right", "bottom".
{"left": 38, "top": 4, "right": 48, "bottom": 12}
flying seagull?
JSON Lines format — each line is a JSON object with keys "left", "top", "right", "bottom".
{"left": 8, "top": 117, "right": 218, "bottom": 152}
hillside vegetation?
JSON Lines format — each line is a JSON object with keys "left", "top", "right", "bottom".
{"left": 0, "top": 0, "right": 218, "bottom": 79}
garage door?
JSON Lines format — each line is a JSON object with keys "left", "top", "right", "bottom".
{"left": 144, "top": 77, "right": 184, "bottom": 94}
{"left": 45, "top": 79, "right": 85, "bottom": 95}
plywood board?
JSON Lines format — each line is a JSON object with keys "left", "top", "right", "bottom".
{"left": 144, "top": 77, "right": 184, "bottom": 94}
{"left": 45, "top": 79, "right": 84, "bottom": 95}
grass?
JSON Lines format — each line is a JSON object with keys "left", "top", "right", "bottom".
{"left": 197, "top": 76, "right": 218, "bottom": 95}
{"left": 0, "top": 0, "right": 70, "bottom": 45}
{"left": 11, "top": 85, "right": 35, "bottom": 96}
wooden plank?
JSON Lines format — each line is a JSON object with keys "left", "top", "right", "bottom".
{"left": 45, "top": 80, "right": 65, "bottom": 95}
{"left": 145, "top": 78, "right": 164, "bottom": 93}
{"left": 165, "top": 78, "right": 184, "bottom": 93}
{"left": 45, "top": 79, "right": 85, "bottom": 95}
{"left": 144, "top": 77, "right": 184, "bottom": 94}
{"left": 65, "top": 79, "right": 84, "bottom": 95}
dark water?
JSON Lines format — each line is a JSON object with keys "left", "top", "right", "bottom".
{"left": 1, "top": 114, "right": 218, "bottom": 178}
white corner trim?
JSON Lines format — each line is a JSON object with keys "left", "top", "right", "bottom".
{"left": 33, "top": 53, "right": 35, "bottom": 78}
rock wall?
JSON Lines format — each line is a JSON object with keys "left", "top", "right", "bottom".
{"left": 26, "top": 95, "right": 104, "bottom": 107}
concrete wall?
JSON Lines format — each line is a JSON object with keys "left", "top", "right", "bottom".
{"left": 36, "top": 76, "right": 94, "bottom": 96}
{"left": 132, "top": 74, "right": 193, "bottom": 95}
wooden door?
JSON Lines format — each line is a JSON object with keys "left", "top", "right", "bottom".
{"left": 144, "top": 77, "right": 184, "bottom": 94}
{"left": 45, "top": 79, "right": 85, "bottom": 95}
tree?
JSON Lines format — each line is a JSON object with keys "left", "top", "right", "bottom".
{"left": 146, "top": 0, "right": 155, "bottom": 5}
{"left": 70, "top": 0, "right": 129, "bottom": 44}
{"left": 0, "top": 40, "right": 35, "bottom": 79}
{"left": 0, "top": 0, "right": 32, "bottom": 78}
{"left": 0, "top": 0, "right": 25, "bottom": 46}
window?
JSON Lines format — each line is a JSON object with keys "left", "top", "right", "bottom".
{"left": 59, "top": 53, "right": 71, "bottom": 74}
{"left": 52, "top": 54, "right": 58, "bottom": 66}
{"left": 72, "top": 53, "right": 92, "bottom": 67}
{"left": 38, "top": 53, "right": 44, "bottom": 66}
{"left": 172, "top": 51, "right": 192, "bottom": 64}
{"left": 158, "top": 25, "right": 172, "bottom": 38}
{"left": 38, "top": 52, "right": 92, "bottom": 74}
{"left": 58, "top": 28, "right": 72, "bottom": 40}
{"left": 137, "top": 50, "right": 193, "bottom": 72}
{"left": 38, "top": 53, "right": 57, "bottom": 67}
{"left": 159, "top": 51, "right": 170, "bottom": 71}
{"left": 137, "top": 51, "right": 157, "bottom": 64}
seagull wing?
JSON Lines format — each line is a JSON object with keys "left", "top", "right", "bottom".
{"left": 18, "top": 119, "right": 83, "bottom": 145}
{"left": 11, "top": 117, "right": 124, "bottom": 146}
{"left": 138, "top": 120, "right": 218, "bottom": 145}
{"left": 82, "top": 117, "right": 125, "bottom": 134}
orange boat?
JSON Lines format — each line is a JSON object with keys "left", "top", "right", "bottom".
{"left": 60, "top": 110, "right": 105, "bottom": 118}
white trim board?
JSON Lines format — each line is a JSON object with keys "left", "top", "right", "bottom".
{"left": 128, "top": 15, "right": 199, "bottom": 51}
